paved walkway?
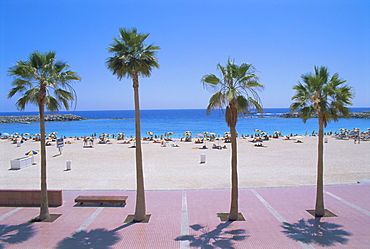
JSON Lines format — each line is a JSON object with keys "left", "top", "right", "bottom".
{"left": 1, "top": 184, "right": 369, "bottom": 248}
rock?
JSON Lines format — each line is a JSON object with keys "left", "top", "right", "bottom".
{"left": 0, "top": 114, "right": 85, "bottom": 123}
{"left": 279, "top": 112, "right": 370, "bottom": 119}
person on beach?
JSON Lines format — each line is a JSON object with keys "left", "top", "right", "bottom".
{"left": 355, "top": 135, "right": 361, "bottom": 144}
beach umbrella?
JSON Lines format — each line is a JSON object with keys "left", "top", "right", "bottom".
{"left": 215, "top": 137, "right": 224, "bottom": 145}
{"left": 48, "top": 132, "right": 58, "bottom": 139}
{"left": 146, "top": 132, "right": 154, "bottom": 136}
{"left": 184, "top": 131, "right": 192, "bottom": 136}
{"left": 165, "top": 132, "right": 174, "bottom": 137}
{"left": 25, "top": 150, "right": 40, "bottom": 164}
{"left": 254, "top": 129, "right": 260, "bottom": 132}
{"left": 32, "top": 134, "right": 41, "bottom": 140}
{"left": 117, "top": 132, "right": 125, "bottom": 139}
{"left": 273, "top": 131, "right": 281, "bottom": 136}
{"left": 25, "top": 150, "right": 40, "bottom": 156}
{"left": 200, "top": 137, "right": 210, "bottom": 146}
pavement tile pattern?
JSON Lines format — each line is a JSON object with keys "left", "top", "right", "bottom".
{"left": 0, "top": 184, "right": 369, "bottom": 248}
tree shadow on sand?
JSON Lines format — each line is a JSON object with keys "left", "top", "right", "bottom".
{"left": 175, "top": 221, "right": 248, "bottom": 249}
{"left": 281, "top": 218, "right": 352, "bottom": 247}
{"left": 0, "top": 223, "right": 36, "bottom": 249}
{"left": 56, "top": 223, "right": 134, "bottom": 249}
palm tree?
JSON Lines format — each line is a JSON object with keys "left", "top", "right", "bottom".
{"left": 8, "top": 51, "right": 81, "bottom": 221}
{"left": 291, "top": 66, "right": 353, "bottom": 217}
{"left": 202, "top": 59, "right": 263, "bottom": 221}
{"left": 106, "top": 27, "right": 160, "bottom": 222}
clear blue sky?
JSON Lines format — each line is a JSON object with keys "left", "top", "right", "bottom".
{"left": 1, "top": 0, "right": 369, "bottom": 112}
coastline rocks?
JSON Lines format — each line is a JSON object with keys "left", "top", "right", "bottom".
{"left": 0, "top": 114, "right": 85, "bottom": 123}
{"left": 280, "top": 112, "right": 370, "bottom": 119}
{"left": 279, "top": 113, "right": 300, "bottom": 118}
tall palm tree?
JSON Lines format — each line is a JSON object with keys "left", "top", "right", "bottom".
{"left": 106, "top": 27, "right": 160, "bottom": 222}
{"left": 291, "top": 66, "right": 353, "bottom": 217}
{"left": 8, "top": 51, "right": 81, "bottom": 221}
{"left": 202, "top": 59, "right": 263, "bottom": 221}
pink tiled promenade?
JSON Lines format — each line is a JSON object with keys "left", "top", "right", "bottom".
{"left": 1, "top": 184, "right": 370, "bottom": 248}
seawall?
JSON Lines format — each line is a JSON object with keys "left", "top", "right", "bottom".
{"left": 0, "top": 114, "right": 85, "bottom": 123}
{"left": 280, "top": 112, "right": 370, "bottom": 119}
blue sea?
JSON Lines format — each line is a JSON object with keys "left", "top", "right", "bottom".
{"left": 0, "top": 108, "right": 369, "bottom": 138}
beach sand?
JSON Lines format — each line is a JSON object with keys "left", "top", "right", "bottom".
{"left": 1, "top": 136, "right": 369, "bottom": 190}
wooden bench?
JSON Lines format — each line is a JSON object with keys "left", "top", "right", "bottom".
{"left": 74, "top": 196, "right": 128, "bottom": 206}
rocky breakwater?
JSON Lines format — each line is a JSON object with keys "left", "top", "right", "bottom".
{"left": 280, "top": 111, "right": 370, "bottom": 119}
{"left": 0, "top": 114, "right": 85, "bottom": 123}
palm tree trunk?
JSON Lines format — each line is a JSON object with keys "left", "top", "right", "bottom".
{"left": 228, "top": 106, "right": 239, "bottom": 221}
{"left": 38, "top": 102, "right": 50, "bottom": 221}
{"left": 132, "top": 75, "right": 146, "bottom": 222}
{"left": 315, "top": 115, "right": 325, "bottom": 217}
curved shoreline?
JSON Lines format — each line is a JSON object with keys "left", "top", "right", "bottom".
{"left": 1, "top": 136, "right": 369, "bottom": 191}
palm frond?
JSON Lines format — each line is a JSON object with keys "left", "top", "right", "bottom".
{"left": 202, "top": 59, "right": 264, "bottom": 122}
{"left": 206, "top": 92, "right": 225, "bottom": 115}
{"left": 45, "top": 96, "right": 60, "bottom": 112}
{"left": 107, "top": 27, "right": 160, "bottom": 82}
{"left": 235, "top": 95, "right": 248, "bottom": 112}
{"left": 225, "top": 89, "right": 236, "bottom": 102}
{"left": 202, "top": 74, "right": 220, "bottom": 85}
{"left": 8, "top": 51, "right": 81, "bottom": 112}
{"left": 291, "top": 66, "right": 353, "bottom": 124}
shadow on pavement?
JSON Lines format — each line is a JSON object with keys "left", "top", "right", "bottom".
{"left": 56, "top": 222, "right": 134, "bottom": 249}
{"left": 0, "top": 223, "right": 36, "bottom": 249}
{"left": 281, "top": 218, "right": 352, "bottom": 246}
{"left": 175, "top": 221, "right": 248, "bottom": 248}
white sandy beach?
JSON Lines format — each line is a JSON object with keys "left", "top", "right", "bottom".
{"left": 0, "top": 136, "right": 369, "bottom": 191}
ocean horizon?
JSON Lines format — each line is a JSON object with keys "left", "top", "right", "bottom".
{"left": 1, "top": 108, "right": 369, "bottom": 138}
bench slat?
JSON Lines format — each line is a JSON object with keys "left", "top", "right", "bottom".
{"left": 74, "top": 196, "right": 128, "bottom": 204}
